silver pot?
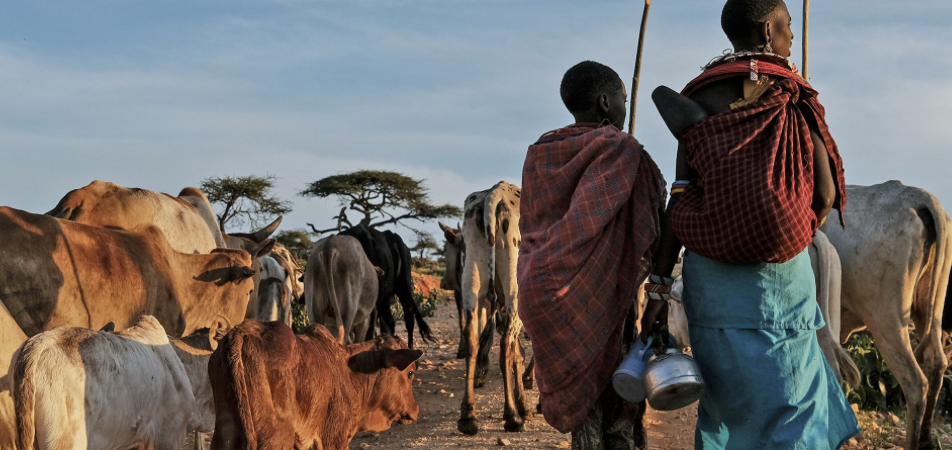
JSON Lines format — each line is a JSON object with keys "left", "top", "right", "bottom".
{"left": 643, "top": 347, "right": 706, "bottom": 411}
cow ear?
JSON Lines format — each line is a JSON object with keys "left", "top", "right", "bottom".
{"left": 384, "top": 349, "right": 424, "bottom": 371}
{"left": 348, "top": 350, "right": 387, "bottom": 374}
{"left": 249, "top": 239, "right": 276, "bottom": 260}
{"left": 211, "top": 315, "right": 232, "bottom": 340}
{"left": 439, "top": 222, "right": 459, "bottom": 244}
{"left": 50, "top": 206, "right": 73, "bottom": 219}
{"left": 230, "top": 265, "right": 256, "bottom": 283}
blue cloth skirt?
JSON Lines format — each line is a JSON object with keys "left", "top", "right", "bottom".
{"left": 683, "top": 251, "right": 859, "bottom": 450}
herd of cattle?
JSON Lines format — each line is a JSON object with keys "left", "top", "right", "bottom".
{"left": 0, "top": 178, "right": 950, "bottom": 450}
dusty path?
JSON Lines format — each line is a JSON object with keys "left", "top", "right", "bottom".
{"left": 351, "top": 298, "right": 698, "bottom": 449}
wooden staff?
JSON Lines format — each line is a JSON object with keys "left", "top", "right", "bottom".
{"left": 802, "top": 0, "right": 809, "bottom": 80}
{"left": 628, "top": 0, "right": 652, "bottom": 136}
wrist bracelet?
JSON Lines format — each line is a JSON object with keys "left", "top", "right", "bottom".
{"left": 648, "top": 274, "right": 675, "bottom": 286}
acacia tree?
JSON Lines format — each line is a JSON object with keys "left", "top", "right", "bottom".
{"left": 299, "top": 170, "right": 462, "bottom": 233}
{"left": 274, "top": 229, "right": 315, "bottom": 264}
{"left": 410, "top": 230, "right": 441, "bottom": 260}
{"left": 201, "top": 174, "right": 293, "bottom": 231}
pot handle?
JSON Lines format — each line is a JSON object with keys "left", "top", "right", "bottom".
{"left": 649, "top": 320, "right": 670, "bottom": 355}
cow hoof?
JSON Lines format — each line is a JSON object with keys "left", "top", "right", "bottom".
{"left": 458, "top": 418, "right": 479, "bottom": 435}
{"left": 504, "top": 419, "right": 525, "bottom": 432}
{"left": 920, "top": 434, "right": 941, "bottom": 450}
{"left": 523, "top": 376, "right": 534, "bottom": 390}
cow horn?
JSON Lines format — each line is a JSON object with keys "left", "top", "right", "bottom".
{"left": 374, "top": 266, "right": 385, "bottom": 277}
{"left": 252, "top": 216, "right": 282, "bottom": 242}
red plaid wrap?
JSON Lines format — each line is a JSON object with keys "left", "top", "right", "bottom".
{"left": 518, "top": 123, "right": 666, "bottom": 432}
{"left": 671, "top": 59, "right": 847, "bottom": 263}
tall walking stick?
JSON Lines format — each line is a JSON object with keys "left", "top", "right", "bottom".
{"left": 802, "top": 0, "right": 809, "bottom": 80}
{"left": 628, "top": 0, "right": 652, "bottom": 136}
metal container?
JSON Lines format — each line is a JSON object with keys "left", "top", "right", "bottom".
{"left": 612, "top": 338, "right": 651, "bottom": 402}
{"left": 643, "top": 347, "right": 706, "bottom": 411}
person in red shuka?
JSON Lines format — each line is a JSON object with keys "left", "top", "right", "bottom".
{"left": 518, "top": 61, "right": 666, "bottom": 449}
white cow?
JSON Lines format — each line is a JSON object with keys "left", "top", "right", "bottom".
{"left": 256, "top": 255, "right": 292, "bottom": 326}
{"left": 14, "top": 315, "right": 230, "bottom": 450}
{"left": 453, "top": 181, "right": 531, "bottom": 435}
{"left": 821, "top": 181, "right": 952, "bottom": 450}
{"left": 0, "top": 302, "right": 27, "bottom": 450}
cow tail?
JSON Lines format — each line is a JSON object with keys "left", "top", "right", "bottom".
{"left": 224, "top": 333, "right": 258, "bottom": 447}
{"left": 14, "top": 339, "right": 41, "bottom": 450}
{"left": 394, "top": 235, "right": 433, "bottom": 345}
{"left": 322, "top": 245, "right": 345, "bottom": 344}
{"left": 834, "top": 345, "right": 861, "bottom": 390}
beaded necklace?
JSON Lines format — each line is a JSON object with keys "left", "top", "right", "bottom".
{"left": 703, "top": 49, "right": 802, "bottom": 83}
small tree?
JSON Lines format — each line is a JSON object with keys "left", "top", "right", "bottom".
{"left": 201, "top": 174, "right": 293, "bottom": 231}
{"left": 299, "top": 170, "right": 462, "bottom": 233}
{"left": 410, "top": 230, "right": 440, "bottom": 260}
{"left": 274, "top": 229, "right": 315, "bottom": 264}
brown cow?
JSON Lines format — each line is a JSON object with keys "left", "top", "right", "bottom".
{"left": 0, "top": 206, "right": 258, "bottom": 337}
{"left": 47, "top": 180, "right": 226, "bottom": 254}
{"left": 209, "top": 320, "right": 422, "bottom": 450}
{"left": 0, "top": 302, "right": 27, "bottom": 450}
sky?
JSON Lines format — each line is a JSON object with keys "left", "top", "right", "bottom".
{"left": 1, "top": 1, "right": 950, "bottom": 246}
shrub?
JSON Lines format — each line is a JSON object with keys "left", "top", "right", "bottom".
{"left": 291, "top": 300, "right": 309, "bottom": 334}
{"left": 845, "top": 332, "right": 905, "bottom": 414}
{"left": 391, "top": 289, "right": 440, "bottom": 320}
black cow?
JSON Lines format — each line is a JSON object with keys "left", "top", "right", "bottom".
{"left": 340, "top": 224, "right": 433, "bottom": 349}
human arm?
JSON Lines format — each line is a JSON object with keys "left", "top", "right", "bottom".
{"left": 800, "top": 106, "right": 835, "bottom": 222}
{"left": 640, "top": 142, "right": 697, "bottom": 342}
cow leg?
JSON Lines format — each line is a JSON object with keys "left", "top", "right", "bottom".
{"left": 365, "top": 308, "right": 378, "bottom": 342}
{"left": 459, "top": 305, "right": 484, "bottom": 435}
{"left": 455, "top": 289, "right": 467, "bottom": 359}
{"left": 475, "top": 314, "right": 495, "bottom": 388}
{"left": 193, "top": 432, "right": 207, "bottom": 450}
{"left": 377, "top": 297, "right": 396, "bottom": 336}
{"left": 458, "top": 258, "right": 492, "bottom": 435}
{"left": 866, "top": 319, "right": 928, "bottom": 450}
{"left": 352, "top": 316, "right": 372, "bottom": 345}
{"left": 522, "top": 350, "right": 535, "bottom": 390}
{"left": 501, "top": 311, "right": 531, "bottom": 432}
{"left": 914, "top": 308, "right": 948, "bottom": 450}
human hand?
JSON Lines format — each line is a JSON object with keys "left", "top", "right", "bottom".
{"left": 640, "top": 298, "right": 668, "bottom": 343}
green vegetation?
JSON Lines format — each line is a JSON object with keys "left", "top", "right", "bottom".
{"left": 391, "top": 289, "right": 440, "bottom": 320}
{"left": 845, "top": 333, "right": 905, "bottom": 414}
{"left": 291, "top": 301, "right": 309, "bottom": 334}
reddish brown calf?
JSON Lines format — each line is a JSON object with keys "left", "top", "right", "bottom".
{"left": 209, "top": 320, "right": 422, "bottom": 450}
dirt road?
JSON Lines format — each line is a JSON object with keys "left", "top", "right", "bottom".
{"left": 351, "top": 298, "right": 698, "bottom": 449}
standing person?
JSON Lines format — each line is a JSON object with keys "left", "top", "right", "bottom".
{"left": 518, "top": 61, "right": 667, "bottom": 449}
{"left": 642, "top": 0, "right": 860, "bottom": 449}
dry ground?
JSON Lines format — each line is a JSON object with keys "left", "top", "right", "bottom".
{"left": 350, "top": 296, "right": 699, "bottom": 449}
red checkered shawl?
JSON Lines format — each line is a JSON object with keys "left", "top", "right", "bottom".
{"left": 671, "top": 58, "right": 846, "bottom": 263}
{"left": 518, "top": 123, "right": 666, "bottom": 432}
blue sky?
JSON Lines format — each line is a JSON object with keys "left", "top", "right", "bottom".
{"left": 1, "top": 1, "right": 950, "bottom": 244}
